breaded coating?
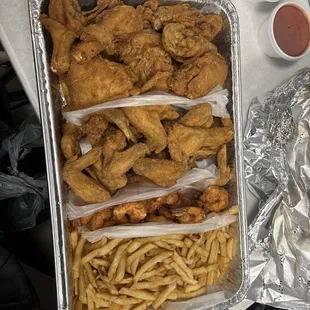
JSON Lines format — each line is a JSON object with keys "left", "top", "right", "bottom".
{"left": 199, "top": 185, "right": 228, "bottom": 212}
{"left": 61, "top": 123, "right": 84, "bottom": 159}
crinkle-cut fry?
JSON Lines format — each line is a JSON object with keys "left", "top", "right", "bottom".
{"left": 74, "top": 278, "right": 78, "bottom": 296}
{"left": 88, "top": 237, "right": 108, "bottom": 252}
{"left": 130, "top": 257, "right": 140, "bottom": 275}
{"left": 115, "top": 255, "right": 127, "bottom": 282}
{"left": 170, "top": 262, "right": 197, "bottom": 285}
{"left": 91, "top": 258, "right": 110, "bottom": 268}
{"left": 71, "top": 231, "right": 79, "bottom": 251}
{"left": 96, "top": 292, "right": 143, "bottom": 305}
{"left": 163, "top": 257, "right": 173, "bottom": 265}
{"left": 163, "top": 264, "right": 172, "bottom": 270}
{"left": 176, "top": 287, "right": 207, "bottom": 299}
{"left": 123, "top": 305, "right": 134, "bottom": 310}
{"left": 208, "top": 239, "right": 219, "bottom": 265}
{"left": 217, "top": 231, "right": 226, "bottom": 244}
{"left": 152, "top": 282, "right": 176, "bottom": 309}
{"left": 223, "top": 232, "right": 231, "bottom": 239}
{"left": 99, "top": 276, "right": 119, "bottom": 295}
{"left": 86, "top": 284, "right": 95, "bottom": 309}
{"left": 127, "top": 243, "right": 157, "bottom": 265}
{"left": 185, "top": 280, "right": 206, "bottom": 293}
{"left": 127, "top": 241, "right": 142, "bottom": 254}
{"left": 74, "top": 299, "right": 83, "bottom": 310}
{"left": 135, "top": 234, "right": 184, "bottom": 244}
{"left": 154, "top": 241, "right": 175, "bottom": 251}
{"left": 84, "top": 262, "right": 97, "bottom": 288}
{"left": 73, "top": 237, "right": 86, "bottom": 279}
{"left": 173, "top": 251, "right": 194, "bottom": 280}
{"left": 192, "top": 264, "right": 218, "bottom": 276}
{"left": 95, "top": 298, "right": 110, "bottom": 308}
{"left": 115, "top": 277, "right": 134, "bottom": 285}
{"left": 223, "top": 205, "right": 240, "bottom": 215}
{"left": 131, "top": 275, "right": 179, "bottom": 290}
{"left": 134, "top": 251, "right": 173, "bottom": 282}
{"left": 108, "top": 240, "right": 131, "bottom": 280}
{"left": 207, "top": 270, "right": 218, "bottom": 286}
{"left": 189, "top": 256, "right": 200, "bottom": 269}
{"left": 146, "top": 248, "right": 166, "bottom": 257}
{"left": 181, "top": 246, "right": 188, "bottom": 257}
{"left": 227, "top": 237, "right": 234, "bottom": 260}
{"left": 119, "top": 288, "right": 156, "bottom": 301}
{"left": 139, "top": 267, "right": 166, "bottom": 281}
{"left": 82, "top": 239, "right": 123, "bottom": 265}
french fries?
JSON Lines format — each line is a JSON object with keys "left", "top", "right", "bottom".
{"left": 72, "top": 226, "right": 236, "bottom": 309}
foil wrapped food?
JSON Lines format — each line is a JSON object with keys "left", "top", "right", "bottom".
{"left": 244, "top": 66, "right": 310, "bottom": 309}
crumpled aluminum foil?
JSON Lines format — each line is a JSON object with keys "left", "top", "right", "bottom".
{"left": 244, "top": 66, "right": 310, "bottom": 309}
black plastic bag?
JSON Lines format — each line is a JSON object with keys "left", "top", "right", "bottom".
{"left": 0, "top": 116, "right": 48, "bottom": 231}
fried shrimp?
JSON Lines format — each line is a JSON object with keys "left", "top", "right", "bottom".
{"left": 199, "top": 185, "right": 228, "bottom": 213}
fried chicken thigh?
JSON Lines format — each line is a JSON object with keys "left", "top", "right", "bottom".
{"left": 62, "top": 56, "right": 138, "bottom": 111}
{"left": 195, "top": 14, "right": 223, "bottom": 41}
{"left": 162, "top": 23, "right": 217, "bottom": 63}
{"left": 168, "top": 52, "right": 228, "bottom": 99}
{"left": 133, "top": 158, "right": 188, "bottom": 187}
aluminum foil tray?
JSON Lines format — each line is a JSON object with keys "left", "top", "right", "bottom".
{"left": 28, "top": 0, "right": 249, "bottom": 309}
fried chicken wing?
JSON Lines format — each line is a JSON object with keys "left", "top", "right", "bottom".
{"left": 63, "top": 148, "right": 111, "bottom": 203}
{"left": 95, "top": 109, "right": 137, "bottom": 143}
{"left": 168, "top": 124, "right": 233, "bottom": 161}
{"left": 127, "top": 175, "right": 153, "bottom": 184}
{"left": 102, "top": 143, "right": 149, "bottom": 178}
{"left": 168, "top": 52, "right": 228, "bottom": 99}
{"left": 101, "top": 128, "right": 127, "bottom": 166}
{"left": 63, "top": 0, "right": 87, "bottom": 32}
{"left": 133, "top": 158, "right": 188, "bottom": 187}
{"left": 193, "top": 146, "right": 219, "bottom": 160}
{"left": 180, "top": 103, "right": 213, "bottom": 128}
{"left": 195, "top": 14, "right": 223, "bottom": 41}
{"left": 62, "top": 56, "right": 138, "bottom": 111}
{"left": 82, "top": 113, "right": 109, "bottom": 146}
{"left": 61, "top": 123, "right": 84, "bottom": 159}
{"left": 117, "top": 31, "right": 173, "bottom": 91}
{"left": 40, "top": 15, "right": 77, "bottom": 74}
{"left": 216, "top": 144, "right": 231, "bottom": 186}
{"left": 162, "top": 23, "right": 217, "bottom": 63}
{"left": 199, "top": 185, "right": 228, "bottom": 212}
{"left": 140, "top": 105, "right": 179, "bottom": 120}
{"left": 48, "top": 0, "right": 66, "bottom": 25}
{"left": 152, "top": 4, "right": 200, "bottom": 30}
{"left": 80, "top": 5, "right": 143, "bottom": 54}
{"left": 123, "top": 107, "right": 167, "bottom": 153}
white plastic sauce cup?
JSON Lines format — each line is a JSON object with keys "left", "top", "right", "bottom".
{"left": 258, "top": 2, "right": 310, "bottom": 61}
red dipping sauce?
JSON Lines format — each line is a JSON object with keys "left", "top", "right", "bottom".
{"left": 273, "top": 5, "right": 310, "bottom": 57}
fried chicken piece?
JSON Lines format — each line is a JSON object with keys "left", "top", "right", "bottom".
{"left": 63, "top": 148, "right": 111, "bottom": 203}
{"left": 80, "top": 214, "right": 93, "bottom": 225}
{"left": 127, "top": 175, "right": 153, "bottom": 184}
{"left": 123, "top": 107, "right": 167, "bottom": 154}
{"left": 94, "top": 109, "right": 137, "bottom": 143}
{"left": 101, "top": 128, "right": 127, "bottom": 166}
{"left": 168, "top": 124, "right": 233, "bottom": 162}
{"left": 94, "top": 143, "right": 149, "bottom": 192}
{"left": 71, "top": 41, "right": 104, "bottom": 63}
{"left": 162, "top": 23, "right": 217, "bottom": 63}
{"left": 71, "top": 218, "right": 81, "bottom": 229}
{"left": 62, "top": 56, "right": 138, "bottom": 111}
{"left": 199, "top": 185, "right": 228, "bottom": 212}
{"left": 158, "top": 206, "right": 173, "bottom": 219}
{"left": 195, "top": 14, "right": 223, "bottom": 41}
{"left": 152, "top": 4, "right": 200, "bottom": 31}
{"left": 82, "top": 0, "right": 123, "bottom": 22}
{"left": 216, "top": 144, "right": 231, "bottom": 186}
{"left": 173, "top": 206, "right": 205, "bottom": 224}
{"left": 80, "top": 5, "right": 143, "bottom": 54}
{"left": 90, "top": 208, "right": 113, "bottom": 230}
{"left": 180, "top": 103, "right": 213, "bottom": 128}
{"left": 133, "top": 158, "right": 188, "bottom": 187}
{"left": 221, "top": 117, "right": 233, "bottom": 128}
{"left": 193, "top": 146, "right": 219, "bottom": 161}
{"left": 61, "top": 123, "right": 84, "bottom": 159}
{"left": 82, "top": 113, "right": 109, "bottom": 147}
{"left": 117, "top": 31, "right": 173, "bottom": 91}
{"left": 136, "top": 0, "right": 159, "bottom": 29}
{"left": 140, "top": 105, "right": 179, "bottom": 120}
{"left": 48, "top": 0, "right": 66, "bottom": 25}
{"left": 145, "top": 215, "right": 171, "bottom": 222}
{"left": 114, "top": 201, "right": 148, "bottom": 223}
{"left": 40, "top": 15, "right": 77, "bottom": 75}
{"left": 168, "top": 52, "right": 228, "bottom": 99}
